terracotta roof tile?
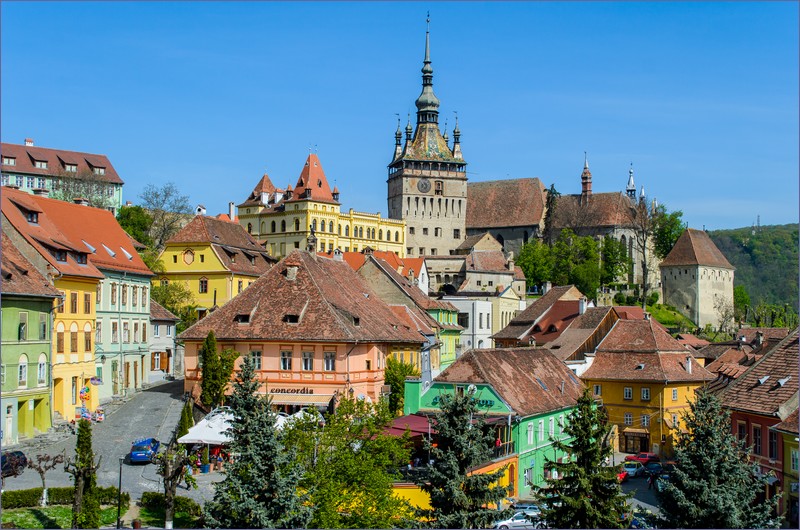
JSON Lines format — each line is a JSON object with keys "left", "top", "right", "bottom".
{"left": 659, "top": 228, "right": 734, "bottom": 269}
{"left": 773, "top": 408, "right": 799, "bottom": 435}
{"left": 1, "top": 142, "right": 123, "bottom": 184}
{"left": 492, "top": 285, "right": 582, "bottom": 340}
{"left": 553, "top": 192, "right": 637, "bottom": 230}
{"left": 1, "top": 232, "right": 61, "bottom": 298}
{"left": 582, "top": 351, "right": 714, "bottom": 383}
{"left": 466, "top": 179, "right": 546, "bottom": 229}
{"left": 465, "top": 250, "right": 511, "bottom": 273}
{"left": 150, "top": 300, "right": 179, "bottom": 322}
{"left": 368, "top": 256, "right": 459, "bottom": 313}
{"left": 546, "top": 307, "right": 616, "bottom": 361}
{"left": 675, "top": 333, "right": 710, "bottom": 349}
{"left": 286, "top": 154, "right": 337, "bottom": 204}
{"left": 435, "top": 348, "right": 585, "bottom": 416}
{"left": 735, "top": 327, "right": 791, "bottom": 342}
{"left": 179, "top": 250, "right": 424, "bottom": 344}
{"left": 596, "top": 319, "right": 686, "bottom": 353}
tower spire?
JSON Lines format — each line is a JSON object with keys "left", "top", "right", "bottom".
{"left": 581, "top": 151, "right": 592, "bottom": 202}
{"left": 393, "top": 114, "right": 403, "bottom": 161}
{"left": 626, "top": 162, "right": 637, "bottom": 200}
{"left": 415, "top": 13, "right": 440, "bottom": 124}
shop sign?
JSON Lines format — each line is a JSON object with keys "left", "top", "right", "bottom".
{"left": 432, "top": 395, "right": 495, "bottom": 408}
{"left": 269, "top": 387, "right": 315, "bottom": 394}
{"left": 90, "top": 377, "right": 103, "bottom": 385}
{"left": 791, "top": 482, "right": 799, "bottom": 493}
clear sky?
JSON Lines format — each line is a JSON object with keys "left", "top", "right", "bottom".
{"left": 2, "top": 2, "right": 797, "bottom": 230}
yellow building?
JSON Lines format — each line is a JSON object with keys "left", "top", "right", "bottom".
{"left": 580, "top": 319, "right": 714, "bottom": 457}
{"left": 773, "top": 410, "right": 799, "bottom": 527}
{"left": 237, "top": 154, "right": 406, "bottom": 259}
{"left": 156, "top": 215, "right": 275, "bottom": 317}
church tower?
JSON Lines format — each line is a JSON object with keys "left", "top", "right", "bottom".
{"left": 387, "top": 16, "right": 467, "bottom": 257}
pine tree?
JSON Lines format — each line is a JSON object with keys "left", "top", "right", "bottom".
{"left": 203, "top": 357, "right": 311, "bottom": 529}
{"left": 658, "top": 390, "right": 781, "bottom": 529}
{"left": 177, "top": 400, "right": 193, "bottom": 440}
{"left": 539, "top": 388, "right": 630, "bottom": 529}
{"left": 199, "top": 331, "right": 237, "bottom": 408}
{"left": 414, "top": 390, "right": 512, "bottom": 529}
{"left": 65, "top": 419, "right": 101, "bottom": 529}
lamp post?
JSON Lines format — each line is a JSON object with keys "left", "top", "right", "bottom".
{"left": 117, "top": 457, "right": 123, "bottom": 529}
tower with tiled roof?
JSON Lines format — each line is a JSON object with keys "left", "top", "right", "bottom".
{"left": 387, "top": 16, "right": 467, "bottom": 258}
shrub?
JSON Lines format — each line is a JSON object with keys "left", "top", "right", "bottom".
{"left": 0, "top": 488, "right": 43, "bottom": 508}
{"left": 140, "top": 492, "right": 201, "bottom": 517}
{"left": 48, "top": 487, "right": 75, "bottom": 505}
{"left": 646, "top": 292, "right": 660, "bottom": 306}
{"left": 613, "top": 292, "right": 626, "bottom": 305}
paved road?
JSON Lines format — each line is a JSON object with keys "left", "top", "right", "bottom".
{"left": 2, "top": 380, "right": 220, "bottom": 504}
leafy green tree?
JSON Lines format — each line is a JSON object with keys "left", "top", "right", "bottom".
{"left": 571, "top": 235, "right": 600, "bottom": 301}
{"left": 414, "top": 391, "right": 512, "bottom": 528}
{"left": 153, "top": 444, "right": 197, "bottom": 530}
{"left": 64, "top": 419, "right": 101, "bottom": 529}
{"left": 733, "top": 285, "right": 750, "bottom": 324}
{"left": 539, "top": 388, "right": 630, "bottom": 529}
{"left": 116, "top": 205, "right": 154, "bottom": 247}
{"left": 658, "top": 390, "right": 781, "bottom": 529}
{"left": 551, "top": 229, "right": 577, "bottom": 287}
{"left": 543, "top": 184, "right": 561, "bottom": 245}
{"left": 283, "top": 395, "right": 414, "bottom": 528}
{"left": 384, "top": 357, "right": 420, "bottom": 416}
{"left": 204, "top": 357, "right": 310, "bottom": 528}
{"left": 600, "top": 236, "right": 630, "bottom": 286}
{"left": 198, "top": 331, "right": 237, "bottom": 408}
{"left": 517, "top": 240, "right": 553, "bottom": 289}
{"left": 652, "top": 204, "right": 685, "bottom": 259}
{"left": 151, "top": 280, "right": 197, "bottom": 332}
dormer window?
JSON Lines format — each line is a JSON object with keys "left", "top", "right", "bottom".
{"left": 74, "top": 253, "right": 87, "bottom": 265}
{"left": 234, "top": 314, "right": 250, "bottom": 324}
{"left": 635, "top": 363, "right": 645, "bottom": 370}
{"left": 353, "top": 317, "right": 360, "bottom": 326}
{"left": 26, "top": 211, "right": 38, "bottom": 224}
{"left": 65, "top": 164, "right": 77, "bottom": 172}
{"left": 53, "top": 250, "right": 67, "bottom": 262}
{"left": 93, "top": 167, "right": 105, "bottom": 175}
{"left": 758, "top": 375, "right": 770, "bottom": 385}
{"left": 2, "top": 156, "right": 15, "bottom": 166}
{"left": 34, "top": 160, "right": 48, "bottom": 169}
{"left": 283, "top": 314, "right": 300, "bottom": 324}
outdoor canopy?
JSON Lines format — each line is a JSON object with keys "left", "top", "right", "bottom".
{"left": 177, "top": 407, "right": 290, "bottom": 445}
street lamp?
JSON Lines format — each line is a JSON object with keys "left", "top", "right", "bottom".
{"left": 117, "top": 457, "right": 123, "bottom": 529}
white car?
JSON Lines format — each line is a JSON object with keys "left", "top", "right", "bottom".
{"left": 495, "top": 511, "right": 545, "bottom": 529}
{"left": 623, "top": 460, "right": 645, "bottom": 478}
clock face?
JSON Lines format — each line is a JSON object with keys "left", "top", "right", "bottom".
{"left": 417, "top": 178, "right": 431, "bottom": 193}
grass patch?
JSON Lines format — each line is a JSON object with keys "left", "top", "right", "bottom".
{"left": 1, "top": 505, "right": 123, "bottom": 529}
{"left": 647, "top": 304, "right": 696, "bottom": 330}
{"left": 138, "top": 506, "right": 201, "bottom": 529}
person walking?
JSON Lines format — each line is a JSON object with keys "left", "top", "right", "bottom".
{"left": 647, "top": 472, "right": 655, "bottom": 490}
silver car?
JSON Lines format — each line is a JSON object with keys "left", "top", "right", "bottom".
{"left": 495, "top": 511, "right": 544, "bottom": 529}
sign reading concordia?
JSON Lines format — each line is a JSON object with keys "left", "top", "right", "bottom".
{"left": 269, "top": 387, "right": 315, "bottom": 394}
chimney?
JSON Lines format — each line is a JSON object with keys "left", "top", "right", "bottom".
{"left": 579, "top": 297, "right": 587, "bottom": 315}
{"left": 755, "top": 331, "right": 764, "bottom": 346}
{"left": 686, "top": 356, "right": 693, "bottom": 374}
{"left": 125, "top": 201, "right": 132, "bottom": 206}
{"left": 73, "top": 197, "right": 90, "bottom": 206}
{"left": 228, "top": 202, "right": 236, "bottom": 221}
{"left": 32, "top": 188, "right": 49, "bottom": 197}
{"left": 24, "top": 138, "right": 34, "bottom": 146}
{"left": 408, "top": 268, "right": 416, "bottom": 284}
{"left": 543, "top": 281, "right": 551, "bottom": 294}
{"left": 195, "top": 204, "right": 206, "bottom": 216}
{"left": 286, "top": 266, "right": 298, "bottom": 281}
{"left": 508, "top": 255, "right": 515, "bottom": 272}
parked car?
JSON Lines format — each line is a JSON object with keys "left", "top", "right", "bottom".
{"left": 494, "top": 511, "right": 543, "bottom": 529}
{"left": 644, "top": 461, "right": 663, "bottom": 476}
{"left": 129, "top": 438, "right": 160, "bottom": 463}
{"left": 512, "top": 502, "right": 542, "bottom": 517}
{"left": 616, "top": 466, "right": 629, "bottom": 483}
{"left": 624, "top": 452, "right": 660, "bottom": 465}
{"left": 1, "top": 451, "right": 27, "bottom": 478}
{"left": 622, "top": 461, "right": 645, "bottom": 478}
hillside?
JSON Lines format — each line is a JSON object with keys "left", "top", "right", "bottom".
{"left": 707, "top": 224, "right": 798, "bottom": 309}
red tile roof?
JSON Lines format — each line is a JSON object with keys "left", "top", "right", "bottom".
{"left": 659, "top": 228, "right": 734, "bottom": 269}
{"left": 492, "top": 285, "right": 582, "bottom": 340}
{"left": 596, "top": 319, "right": 686, "bottom": 353}
{"left": 367, "top": 256, "right": 459, "bottom": 313}
{"left": 581, "top": 350, "right": 713, "bottom": 383}
{"left": 1, "top": 142, "right": 123, "bottom": 184}
{"left": 719, "top": 329, "right": 798, "bottom": 417}
{"left": 286, "top": 154, "right": 338, "bottom": 204}
{"left": 179, "top": 250, "right": 424, "bottom": 344}
{"left": 546, "top": 307, "right": 617, "bottom": 361}
{"left": 553, "top": 192, "right": 638, "bottom": 230}
{"left": 238, "top": 173, "right": 283, "bottom": 207}
{"left": 735, "top": 327, "right": 790, "bottom": 342}
{"left": 466, "top": 179, "right": 546, "bottom": 230}
{"left": 435, "top": 347, "right": 585, "bottom": 416}
{"left": 1, "top": 232, "right": 61, "bottom": 298}
{"left": 773, "top": 408, "right": 799, "bottom": 435}
{"left": 465, "top": 250, "right": 511, "bottom": 273}
{"left": 390, "top": 305, "right": 435, "bottom": 336}
{"left": 150, "top": 300, "right": 179, "bottom": 322}
{"left": 675, "top": 333, "right": 710, "bottom": 349}
{"left": 328, "top": 249, "right": 405, "bottom": 274}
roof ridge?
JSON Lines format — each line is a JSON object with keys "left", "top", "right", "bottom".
{"left": 300, "top": 253, "right": 356, "bottom": 340}
{"left": 718, "top": 328, "right": 798, "bottom": 401}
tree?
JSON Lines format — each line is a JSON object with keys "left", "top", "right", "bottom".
{"left": 543, "top": 184, "right": 560, "bottom": 245}
{"left": 64, "top": 419, "right": 101, "bottom": 529}
{"left": 550, "top": 229, "right": 601, "bottom": 300}
{"left": 713, "top": 294, "right": 736, "bottom": 337}
{"left": 204, "top": 357, "right": 311, "bottom": 528}
{"left": 48, "top": 169, "right": 116, "bottom": 212}
{"left": 116, "top": 205, "right": 154, "bottom": 247}
{"left": 658, "top": 390, "right": 781, "bottom": 529}
{"left": 600, "top": 236, "right": 630, "bottom": 286}
{"left": 151, "top": 280, "right": 196, "bottom": 328}
{"left": 517, "top": 240, "right": 553, "bottom": 289}
{"left": 28, "top": 453, "right": 66, "bottom": 506}
{"left": 198, "top": 331, "right": 238, "bottom": 408}
{"left": 283, "top": 395, "right": 414, "bottom": 528}
{"left": 177, "top": 399, "right": 195, "bottom": 440}
{"left": 384, "top": 357, "right": 420, "bottom": 416}
{"left": 652, "top": 204, "right": 685, "bottom": 259}
{"left": 631, "top": 198, "right": 658, "bottom": 309}
{"left": 139, "top": 182, "right": 193, "bottom": 251}
{"left": 538, "top": 388, "right": 630, "bottom": 529}
{"left": 413, "top": 391, "right": 512, "bottom": 529}
{"left": 153, "top": 444, "right": 197, "bottom": 530}
{"left": 733, "top": 285, "right": 750, "bottom": 324}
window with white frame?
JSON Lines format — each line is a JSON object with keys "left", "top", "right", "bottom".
{"left": 18, "top": 354, "right": 28, "bottom": 386}
{"left": 672, "top": 388, "right": 678, "bottom": 401}
{"left": 302, "top": 351, "right": 313, "bottom": 371}
{"left": 672, "top": 414, "right": 678, "bottom": 428}
{"left": 527, "top": 423, "right": 534, "bottom": 445}
{"left": 538, "top": 420, "right": 544, "bottom": 442}
{"left": 791, "top": 449, "right": 798, "bottom": 472}
{"left": 558, "top": 414, "right": 564, "bottom": 435}
{"left": 524, "top": 467, "right": 532, "bottom": 486}
{"left": 623, "top": 387, "right": 633, "bottom": 400}
{"left": 3, "top": 156, "right": 15, "bottom": 165}
{"left": 641, "top": 387, "right": 650, "bottom": 401}
{"left": 280, "top": 351, "right": 292, "bottom": 370}
{"left": 154, "top": 324, "right": 160, "bottom": 337}
{"left": 166, "top": 325, "right": 172, "bottom": 337}
{"left": 548, "top": 417, "right": 554, "bottom": 438}
{"left": 624, "top": 413, "right": 633, "bottom": 426}
{"left": 641, "top": 415, "right": 650, "bottom": 427}
{"left": 593, "top": 384, "right": 601, "bottom": 396}
{"left": 26, "top": 176, "right": 35, "bottom": 188}
{"left": 324, "top": 352, "right": 335, "bottom": 371}
{"left": 37, "top": 177, "right": 45, "bottom": 189}
{"left": 38, "top": 354, "right": 47, "bottom": 385}
{"left": 250, "top": 351, "right": 262, "bottom": 370}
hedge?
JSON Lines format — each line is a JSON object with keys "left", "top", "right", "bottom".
{"left": 1, "top": 486, "right": 129, "bottom": 511}
{"left": 140, "top": 492, "right": 201, "bottom": 517}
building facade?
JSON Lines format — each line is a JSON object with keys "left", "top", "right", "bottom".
{"left": 149, "top": 300, "right": 180, "bottom": 380}
{"left": 387, "top": 21, "right": 467, "bottom": 257}
{"left": 1, "top": 233, "right": 61, "bottom": 445}
{"left": 237, "top": 155, "right": 406, "bottom": 258}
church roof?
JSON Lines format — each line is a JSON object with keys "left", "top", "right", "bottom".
{"left": 287, "top": 154, "right": 338, "bottom": 204}
{"left": 552, "top": 191, "right": 638, "bottom": 230}
{"left": 398, "top": 124, "right": 457, "bottom": 162}
{"left": 659, "top": 228, "right": 734, "bottom": 270}
{"left": 466, "top": 178, "right": 546, "bottom": 229}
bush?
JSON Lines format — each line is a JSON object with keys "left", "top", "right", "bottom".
{"left": 646, "top": 292, "right": 660, "bottom": 306}
{"left": 94, "top": 486, "right": 130, "bottom": 510}
{"left": 613, "top": 292, "right": 626, "bottom": 305}
{"left": 140, "top": 492, "right": 201, "bottom": 517}
{"left": 47, "top": 487, "right": 75, "bottom": 505}
{"left": 1, "top": 486, "right": 129, "bottom": 511}
{"left": 0, "top": 488, "right": 43, "bottom": 509}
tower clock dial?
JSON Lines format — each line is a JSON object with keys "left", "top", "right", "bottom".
{"left": 417, "top": 178, "right": 431, "bottom": 193}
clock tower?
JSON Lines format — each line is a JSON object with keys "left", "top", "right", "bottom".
{"left": 387, "top": 16, "right": 467, "bottom": 257}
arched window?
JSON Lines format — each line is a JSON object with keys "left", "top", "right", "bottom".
{"left": 260, "top": 222, "right": 265, "bottom": 234}
{"left": 379, "top": 229, "right": 383, "bottom": 240}
{"left": 271, "top": 221, "right": 276, "bottom": 233}
{"left": 372, "top": 228, "right": 376, "bottom": 239}
{"left": 345, "top": 226, "right": 350, "bottom": 237}
{"left": 37, "top": 353, "right": 47, "bottom": 386}
{"left": 18, "top": 354, "right": 28, "bottom": 387}
{"left": 329, "top": 221, "right": 334, "bottom": 232}
{"left": 294, "top": 218, "right": 300, "bottom": 231}
{"left": 247, "top": 223, "right": 252, "bottom": 234}
{"left": 319, "top": 221, "right": 325, "bottom": 233}
{"left": 395, "top": 231, "right": 399, "bottom": 242}
{"left": 281, "top": 220, "right": 286, "bottom": 232}
{"left": 338, "top": 224, "right": 341, "bottom": 235}
{"left": 311, "top": 219, "right": 317, "bottom": 231}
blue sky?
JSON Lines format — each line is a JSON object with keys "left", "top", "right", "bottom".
{"left": 2, "top": 2, "right": 797, "bottom": 230}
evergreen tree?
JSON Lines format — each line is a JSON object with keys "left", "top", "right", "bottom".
{"left": 177, "top": 400, "right": 194, "bottom": 440}
{"left": 65, "top": 419, "right": 101, "bottom": 529}
{"left": 384, "top": 357, "right": 420, "bottom": 416}
{"left": 414, "top": 391, "right": 512, "bottom": 529}
{"left": 543, "top": 184, "right": 561, "bottom": 245}
{"left": 204, "top": 357, "right": 311, "bottom": 528}
{"left": 539, "top": 388, "right": 629, "bottom": 529}
{"left": 199, "top": 331, "right": 237, "bottom": 408}
{"left": 658, "top": 390, "right": 781, "bottom": 529}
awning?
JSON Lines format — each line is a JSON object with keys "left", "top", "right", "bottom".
{"left": 267, "top": 393, "right": 334, "bottom": 406}
{"left": 386, "top": 414, "right": 433, "bottom": 437}
{"left": 622, "top": 428, "right": 650, "bottom": 438}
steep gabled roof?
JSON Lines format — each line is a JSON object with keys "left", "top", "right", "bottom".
{"left": 492, "top": 285, "right": 582, "bottom": 340}
{"left": 772, "top": 408, "right": 799, "bottom": 435}
{"left": 466, "top": 178, "right": 546, "bottom": 230}
{"left": 179, "top": 251, "right": 424, "bottom": 344}
{"left": 286, "top": 154, "right": 338, "bottom": 204}
{"left": 435, "top": 347, "right": 584, "bottom": 416}
{"left": 659, "top": 228, "right": 734, "bottom": 270}
{"left": 735, "top": 327, "right": 791, "bottom": 342}
{"left": 1, "top": 142, "right": 123, "bottom": 184}
{"left": 553, "top": 191, "right": 638, "bottom": 230}
{"left": 596, "top": 319, "right": 686, "bottom": 353}
{"left": 581, "top": 351, "right": 713, "bottom": 383}
{"left": 465, "top": 250, "right": 513, "bottom": 274}
{"left": 367, "top": 256, "right": 459, "bottom": 313}
{"left": 1, "top": 232, "right": 61, "bottom": 298}
{"left": 546, "top": 306, "right": 616, "bottom": 361}
{"left": 150, "top": 300, "right": 179, "bottom": 322}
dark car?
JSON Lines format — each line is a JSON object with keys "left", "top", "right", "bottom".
{"left": 1, "top": 451, "right": 27, "bottom": 478}
{"left": 644, "top": 461, "right": 663, "bottom": 476}
{"left": 129, "top": 438, "right": 160, "bottom": 463}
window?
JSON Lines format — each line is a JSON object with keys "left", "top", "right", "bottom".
{"left": 1, "top": 174, "right": 7, "bottom": 185}
{"left": 538, "top": 420, "right": 544, "bottom": 441}
{"left": 238, "top": 280, "right": 243, "bottom": 294}
{"left": 422, "top": 228, "right": 429, "bottom": 236}
{"left": 121, "top": 285, "right": 128, "bottom": 305}
{"left": 70, "top": 331, "right": 78, "bottom": 352}
{"left": 57, "top": 331, "right": 65, "bottom": 352}
{"left": 166, "top": 325, "right": 172, "bottom": 337}
{"left": 641, "top": 387, "right": 650, "bottom": 401}
{"left": 70, "top": 292, "right": 78, "bottom": 313}
{"left": 527, "top": 424, "right": 534, "bottom": 445}
{"left": 624, "top": 413, "right": 633, "bottom": 426}
{"left": 133, "top": 322, "right": 140, "bottom": 343}
{"left": 96, "top": 283, "right": 102, "bottom": 305}
{"left": 141, "top": 286, "right": 147, "bottom": 306}
{"left": 642, "top": 415, "right": 650, "bottom": 427}
{"left": 84, "top": 293, "right": 91, "bottom": 314}
{"left": 453, "top": 229, "right": 460, "bottom": 239}
{"left": 593, "top": 384, "right": 601, "bottom": 396}
{"left": 753, "top": 425, "right": 762, "bottom": 455}
{"left": 548, "top": 417, "right": 554, "bottom": 437}
{"left": 3, "top": 156, "right": 15, "bottom": 165}
{"left": 409, "top": 227, "right": 415, "bottom": 235}
{"left": 324, "top": 352, "right": 335, "bottom": 371}
{"left": 26, "top": 176, "right": 35, "bottom": 188}
{"left": 39, "top": 314, "right": 47, "bottom": 340}
{"left": 280, "top": 351, "right": 292, "bottom": 371}
{"left": 250, "top": 351, "right": 262, "bottom": 370}
{"left": 671, "top": 414, "right": 678, "bottom": 429}
{"left": 623, "top": 387, "right": 633, "bottom": 400}
{"left": 65, "top": 163, "right": 77, "bottom": 172}
{"left": 37, "top": 356, "right": 47, "bottom": 385}
{"left": 1, "top": 365, "right": 4, "bottom": 384}
{"left": 558, "top": 414, "right": 564, "bottom": 435}
{"left": 142, "top": 322, "right": 147, "bottom": 342}
{"left": 96, "top": 321, "right": 102, "bottom": 344}
{"left": 72, "top": 376, "right": 78, "bottom": 405}
{"left": 302, "top": 351, "right": 313, "bottom": 371}
{"left": 26, "top": 211, "right": 38, "bottom": 223}
{"left": 768, "top": 430, "right": 778, "bottom": 460}
{"left": 791, "top": 449, "right": 799, "bottom": 472}
{"left": 111, "top": 322, "right": 119, "bottom": 343}
{"left": 672, "top": 388, "right": 678, "bottom": 401}
{"left": 434, "top": 180, "right": 443, "bottom": 195}
{"left": 199, "top": 278, "right": 208, "bottom": 294}
{"left": 123, "top": 322, "right": 130, "bottom": 343}
{"left": 37, "top": 177, "right": 45, "bottom": 189}
{"left": 93, "top": 167, "right": 105, "bottom": 175}
{"left": 54, "top": 249, "right": 67, "bottom": 262}
{"left": 18, "top": 355, "right": 27, "bottom": 386}
{"left": 154, "top": 324, "right": 160, "bottom": 337}
{"left": 132, "top": 286, "right": 138, "bottom": 306}
{"left": 111, "top": 283, "right": 117, "bottom": 305}
{"left": 15, "top": 175, "right": 23, "bottom": 187}
{"left": 18, "top": 312, "right": 28, "bottom": 341}
{"left": 34, "top": 160, "right": 48, "bottom": 169}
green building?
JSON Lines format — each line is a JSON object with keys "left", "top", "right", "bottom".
{"left": 404, "top": 347, "right": 585, "bottom": 500}
{"left": 1, "top": 233, "right": 61, "bottom": 444}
